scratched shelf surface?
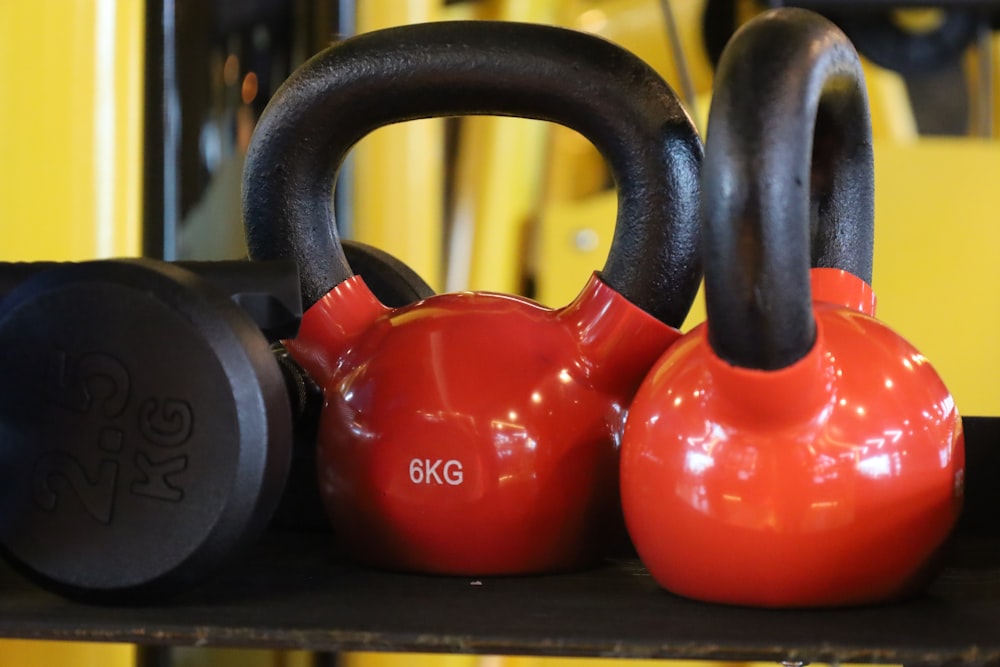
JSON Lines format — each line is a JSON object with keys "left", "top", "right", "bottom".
{"left": 0, "top": 418, "right": 997, "bottom": 665}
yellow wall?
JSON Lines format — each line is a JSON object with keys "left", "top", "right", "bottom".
{"left": 0, "top": 0, "right": 144, "bottom": 261}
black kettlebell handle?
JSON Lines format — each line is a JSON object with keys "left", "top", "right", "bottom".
{"left": 243, "top": 20, "right": 703, "bottom": 327}
{"left": 701, "top": 8, "right": 875, "bottom": 371}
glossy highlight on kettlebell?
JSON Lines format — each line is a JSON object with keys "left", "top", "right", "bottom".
{"left": 295, "top": 273, "right": 677, "bottom": 574}
{"left": 619, "top": 8, "right": 963, "bottom": 608}
{"left": 243, "top": 21, "right": 703, "bottom": 575}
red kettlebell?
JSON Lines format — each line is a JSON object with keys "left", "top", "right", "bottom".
{"left": 620, "top": 8, "right": 964, "bottom": 608}
{"left": 243, "top": 21, "right": 703, "bottom": 575}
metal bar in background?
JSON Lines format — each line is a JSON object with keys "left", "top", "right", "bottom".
{"left": 144, "top": 0, "right": 180, "bottom": 260}
{"left": 135, "top": 645, "right": 173, "bottom": 667}
{"left": 974, "top": 10, "right": 994, "bottom": 137}
{"left": 335, "top": 0, "right": 357, "bottom": 241}
{"left": 658, "top": 0, "right": 700, "bottom": 128}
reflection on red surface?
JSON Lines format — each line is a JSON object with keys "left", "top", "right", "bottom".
{"left": 621, "top": 276, "right": 963, "bottom": 608}
{"left": 288, "top": 272, "right": 682, "bottom": 575}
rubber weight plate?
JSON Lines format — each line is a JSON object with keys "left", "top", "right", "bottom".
{"left": 341, "top": 240, "right": 434, "bottom": 307}
{"left": 0, "top": 258, "right": 291, "bottom": 601}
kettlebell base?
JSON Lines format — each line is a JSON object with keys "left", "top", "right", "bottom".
{"left": 641, "top": 532, "right": 957, "bottom": 610}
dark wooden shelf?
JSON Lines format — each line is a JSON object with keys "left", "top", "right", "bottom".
{"left": 0, "top": 418, "right": 998, "bottom": 665}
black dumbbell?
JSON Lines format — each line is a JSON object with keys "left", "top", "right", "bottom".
{"left": 0, "top": 240, "right": 432, "bottom": 602}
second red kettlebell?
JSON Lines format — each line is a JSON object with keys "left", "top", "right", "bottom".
{"left": 243, "top": 21, "right": 703, "bottom": 574}
{"left": 620, "top": 8, "right": 964, "bottom": 608}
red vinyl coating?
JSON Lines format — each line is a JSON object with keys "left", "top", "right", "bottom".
{"left": 287, "top": 273, "right": 682, "bottom": 575}
{"left": 620, "top": 282, "right": 964, "bottom": 608}
{"left": 811, "top": 267, "right": 877, "bottom": 316}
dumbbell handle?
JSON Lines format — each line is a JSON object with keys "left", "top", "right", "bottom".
{"left": 0, "top": 260, "right": 302, "bottom": 341}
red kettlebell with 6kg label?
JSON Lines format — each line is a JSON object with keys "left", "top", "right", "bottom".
{"left": 243, "top": 21, "right": 703, "bottom": 574}
{"left": 620, "top": 8, "right": 964, "bottom": 607}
